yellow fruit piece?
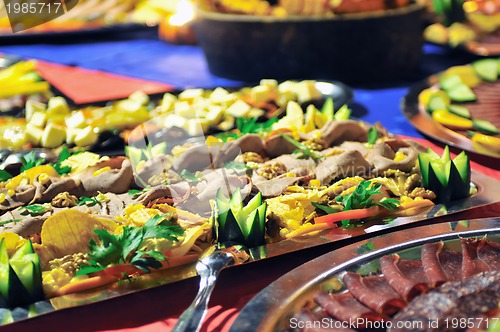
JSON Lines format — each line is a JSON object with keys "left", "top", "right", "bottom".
{"left": 92, "top": 166, "right": 111, "bottom": 177}
{"left": 0, "top": 232, "right": 26, "bottom": 256}
{"left": 441, "top": 65, "right": 481, "bottom": 88}
{"left": 5, "top": 165, "right": 58, "bottom": 191}
{"left": 432, "top": 110, "right": 473, "bottom": 130}
{"left": 40, "top": 210, "right": 118, "bottom": 261}
{"left": 394, "top": 151, "right": 407, "bottom": 162}
{"left": 471, "top": 133, "right": 500, "bottom": 157}
{"left": 418, "top": 88, "right": 435, "bottom": 109}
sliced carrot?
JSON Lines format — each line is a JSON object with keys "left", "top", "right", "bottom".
{"left": 56, "top": 274, "right": 121, "bottom": 296}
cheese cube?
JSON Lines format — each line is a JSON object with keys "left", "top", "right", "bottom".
{"left": 25, "top": 124, "right": 44, "bottom": 145}
{"left": 65, "top": 111, "right": 87, "bottom": 128}
{"left": 66, "top": 128, "right": 81, "bottom": 145}
{"left": 209, "top": 87, "right": 229, "bottom": 103}
{"left": 226, "top": 99, "right": 251, "bottom": 117}
{"left": 260, "top": 79, "right": 278, "bottom": 89}
{"left": 25, "top": 100, "right": 46, "bottom": 122}
{"left": 41, "top": 123, "right": 66, "bottom": 148}
{"left": 294, "top": 80, "right": 321, "bottom": 103}
{"left": 174, "top": 101, "right": 197, "bottom": 119}
{"left": 29, "top": 111, "right": 46, "bottom": 128}
{"left": 74, "top": 126, "right": 98, "bottom": 147}
{"left": 206, "top": 105, "right": 224, "bottom": 124}
{"left": 47, "top": 96, "right": 70, "bottom": 115}
{"left": 178, "top": 88, "right": 204, "bottom": 102}
{"left": 160, "top": 93, "right": 177, "bottom": 113}
{"left": 250, "top": 85, "right": 271, "bottom": 104}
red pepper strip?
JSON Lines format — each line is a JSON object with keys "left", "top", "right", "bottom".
{"left": 314, "top": 199, "right": 435, "bottom": 226}
{"left": 314, "top": 206, "right": 383, "bottom": 226}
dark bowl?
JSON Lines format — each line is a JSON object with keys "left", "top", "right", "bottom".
{"left": 194, "top": 4, "right": 426, "bottom": 84}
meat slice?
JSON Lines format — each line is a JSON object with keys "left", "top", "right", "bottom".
{"left": 315, "top": 151, "right": 371, "bottom": 185}
{"left": 314, "top": 291, "right": 385, "bottom": 327}
{"left": 477, "top": 237, "right": 500, "bottom": 272}
{"left": 293, "top": 308, "right": 355, "bottom": 332}
{"left": 421, "top": 241, "right": 462, "bottom": 287}
{"left": 379, "top": 254, "right": 428, "bottom": 301}
{"left": 389, "top": 271, "right": 500, "bottom": 332}
{"left": 462, "top": 237, "right": 494, "bottom": 279}
{"left": 343, "top": 272, "right": 406, "bottom": 315}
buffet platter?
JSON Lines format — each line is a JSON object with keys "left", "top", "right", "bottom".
{"left": 231, "top": 217, "right": 500, "bottom": 331}
{"left": 0, "top": 56, "right": 499, "bottom": 327}
{"left": 403, "top": 59, "right": 500, "bottom": 159}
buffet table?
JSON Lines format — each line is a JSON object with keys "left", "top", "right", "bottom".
{"left": 0, "top": 28, "right": 499, "bottom": 332}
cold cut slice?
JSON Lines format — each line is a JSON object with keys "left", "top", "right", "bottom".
{"left": 343, "top": 272, "right": 406, "bottom": 315}
{"left": 379, "top": 254, "right": 428, "bottom": 301}
{"left": 462, "top": 238, "right": 491, "bottom": 279}
{"left": 421, "top": 241, "right": 462, "bottom": 287}
{"left": 314, "top": 291, "right": 385, "bottom": 327}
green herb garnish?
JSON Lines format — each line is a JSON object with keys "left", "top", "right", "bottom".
{"left": 20, "top": 151, "right": 44, "bottom": 173}
{"left": 0, "top": 219, "right": 21, "bottom": 226}
{"left": 237, "top": 117, "right": 277, "bottom": 135}
{"left": 336, "top": 180, "right": 400, "bottom": 211}
{"left": 312, "top": 202, "right": 339, "bottom": 214}
{"left": 52, "top": 146, "right": 72, "bottom": 175}
{"left": 367, "top": 127, "right": 379, "bottom": 145}
{"left": 21, "top": 204, "right": 51, "bottom": 216}
{"left": 0, "top": 170, "right": 12, "bottom": 182}
{"left": 77, "top": 196, "right": 100, "bottom": 206}
{"left": 76, "top": 214, "right": 184, "bottom": 276}
{"left": 280, "top": 134, "right": 324, "bottom": 160}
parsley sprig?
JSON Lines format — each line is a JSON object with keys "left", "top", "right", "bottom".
{"left": 76, "top": 214, "right": 184, "bottom": 276}
{"left": 336, "top": 180, "right": 400, "bottom": 227}
{"left": 0, "top": 169, "right": 12, "bottom": 182}
{"left": 280, "top": 134, "right": 324, "bottom": 160}
{"left": 77, "top": 196, "right": 101, "bottom": 206}
{"left": 21, "top": 204, "right": 51, "bottom": 216}
{"left": 53, "top": 146, "right": 72, "bottom": 175}
{"left": 367, "top": 127, "right": 379, "bottom": 145}
{"left": 20, "top": 151, "right": 44, "bottom": 172}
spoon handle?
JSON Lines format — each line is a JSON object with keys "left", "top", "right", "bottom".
{"left": 172, "top": 252, "right": 234, "bottom": 332}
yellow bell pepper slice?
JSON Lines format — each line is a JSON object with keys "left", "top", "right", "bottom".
{"left": 432, "top": 109, "right": 473, "bottom": 130}
{"left": 471, "top": 132, "right": 500, "bottom": 157}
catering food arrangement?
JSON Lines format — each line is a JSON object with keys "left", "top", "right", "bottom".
{"left": 0, "top": 0, "right": 498, "bottom": 330}
{"left": 425, "top": 0, "right": 500, "bottom": 55}
{"left": 404, "top": 58, "right": 500, "bottom": 158}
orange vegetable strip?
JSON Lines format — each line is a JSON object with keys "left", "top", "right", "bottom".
{"left": 314, "top": 206, "right": 382, "bottom": 225}
{"left": 56, "top": 274, "right": 121, "bottom": 296}
{"left": 285, "top": 222, "right": 337, "bottom": 239}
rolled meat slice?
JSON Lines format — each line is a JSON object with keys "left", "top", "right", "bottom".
{"left": 293, "top": 308, "right": 356, "bottom": 332}
{"left": 379, "top": 254, "right": 429, "bottom": 301}
{"left": 314, "top": 291, "right": 385, "bottom": 327}
{"left": 343, "top": 272, "right": 406, "bottom": 315}
{"left": 477, "top": 237, "right": 500, "bottom": 272}
{"left": 462, "top": 238, "right": 491, "bottom": 279}
{"left": 421, "top": 241, "right": 462, "bottom": 287}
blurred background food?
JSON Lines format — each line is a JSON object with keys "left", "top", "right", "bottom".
{"left": 0, "top": 0, "right": 176, "bottom": 33}
{"left": 200, "top": 0, "right": 412, "bottom": 16}
{"left": 424, "top": 0, "right": 500, "bottom": 53}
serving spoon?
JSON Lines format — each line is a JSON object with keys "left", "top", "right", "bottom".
{"left": 172, "top": 247, "right": 249, "bottom": 332}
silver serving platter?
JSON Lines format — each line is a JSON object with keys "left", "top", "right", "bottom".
{"left": 231, "top": 217, "right": 500, "bottom": 331}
